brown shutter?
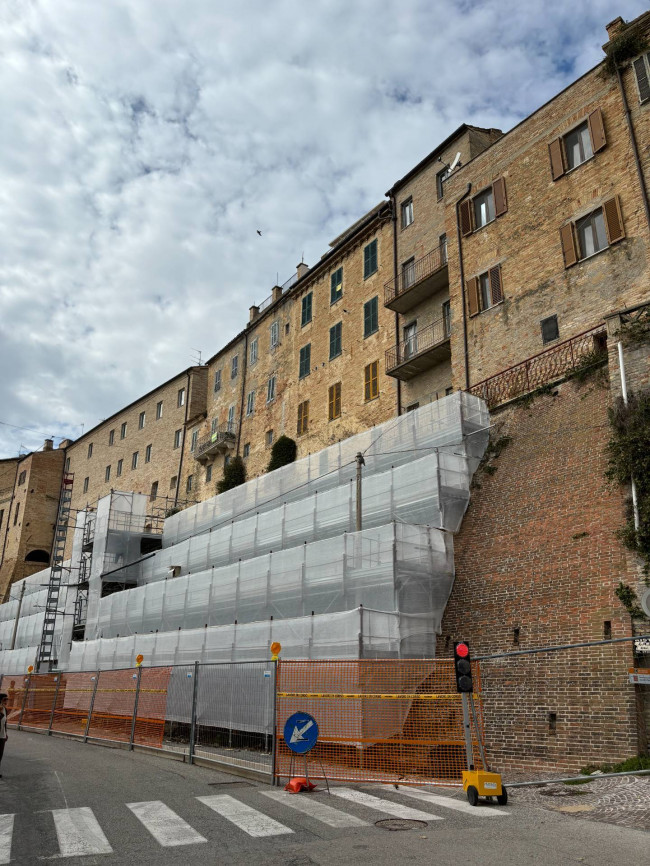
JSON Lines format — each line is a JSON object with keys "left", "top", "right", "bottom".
{"left": 459, "top": 200, "right": 473, "bottom": 236}
{"left": 633, "top": 56, "right": 650, "bottom": 103}
{"left": 587, "top": 108, "right": 606, "bottom": 153}
{"left": 467, "top": 277, "right": 480, "bottom": 317}
{"left": 560, "top": 223, "right": 578, "bottom": 268}
{"left": 489, "top": 265, "right": 503, "bottom": 305}
{"left": 548, "top": 138, "right": 565, "bottom": 180}
{"left": 603, "top": 196, "right": 625, "bottom": 244}
{"left": 493, "top": 178, "right": 507, "bottom": 217}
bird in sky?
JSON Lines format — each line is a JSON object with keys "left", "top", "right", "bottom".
{"left": 257, "top": 229, "right": 262, "bottom": 236}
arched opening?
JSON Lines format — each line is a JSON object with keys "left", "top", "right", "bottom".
{"left": 25, "top": 549, "right": 50, "bottom": 564}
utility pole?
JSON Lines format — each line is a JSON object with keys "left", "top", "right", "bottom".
{"left": 10, "top": 582, "right": 25, "bottom": 651}
{"left": 355, "top": 452, "right": 365, "bottom": 532}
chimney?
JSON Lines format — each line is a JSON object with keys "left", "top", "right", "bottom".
{"left": 249, "top": 305, "right": 260, "bottom": 323}
{"left": 606, "top": 17, "right": 626, "bottom": 40}
{"left": 43, "top": 439, "right": 53, "bottom": 451}
{"left": 296, "top": 262, "right": 309, "bottom": 281}
{"left": 271, "top": 285, "right": 283, "bottom": 303}
{"left": 58, "top": 439, "right": 72, "bottom": 449}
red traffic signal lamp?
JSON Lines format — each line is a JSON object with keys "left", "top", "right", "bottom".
{"left": 454, "top": 641, "right": 473, "bottom": 693}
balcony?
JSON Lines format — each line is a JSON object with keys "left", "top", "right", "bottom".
{"left": 385, "top": 316, "right": 451, "bottom": 381}
{"left": 194, "top": 424, "right": 237, "bottom": 463}
{"left": 384, "top": 244, "right": 449, "bottom": 313}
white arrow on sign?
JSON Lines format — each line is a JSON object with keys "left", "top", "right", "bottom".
{"left": 290, "top": 719, "right": 314, "bottom": 744}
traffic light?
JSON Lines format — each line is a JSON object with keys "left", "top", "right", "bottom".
{"left": 454, "top": 641, "right": 473, "bottom": 693}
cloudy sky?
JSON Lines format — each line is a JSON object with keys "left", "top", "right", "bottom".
{"left": 0, "top": 0, "right": 644, "bottom": 458}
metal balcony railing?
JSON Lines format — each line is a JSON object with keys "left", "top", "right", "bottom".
{"left": 385, "top": 315, "right": 451, "bottom": 374}
{"left": 194, "top": 423, "right": 237, "bottom": 460}
{"left": 384, "top": 244, "right": 448, "bottom": 308}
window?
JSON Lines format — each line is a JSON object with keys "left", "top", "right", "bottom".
{"left": 131, "top": 451, "right": 139, "bottom": 470}
{"left": 401, "top": 257, "right": 415, "bottom": 290}
{"left": 266, "top": 429, "right": 274, "bottom": 447}
{"left": 267, "top": 376, "right": 276, "bottom": 403}
{"left": 301, "top": 292, "right": 313, "bottom": 326}
{"left": 446, "top": 386, "right": 454, "bottom": 396}
{"left": 156, "top": 401, "right": 163, "bottom": 419}
{"left": 270, "top": 321, "right": 280, "bottom": 348}
{"left": 174, "top": 429, "right": 182, "bottom": 449}
{"left": 83, "top": 478, "right": 89, "bottom": 494}
{"left": 190, "top": 430, "right": 198, "bottom": 452}
{"left": 0, "top": 510, "right": 4, "bottom": 530}
{"left": 224, "top": 455, "right": 231, "bottom": 468}
{"left": 117, "top": 459, "right": 123, "bottom": 477}
{"left": 177, "top": 388, "right": 185, "bottom": 407}
{"left": 405, "top": 402, "right": 420, "bottom": 413}
{"left": 227, "top": 405, "right": 235, "bottom": 429}
{"left": 560, "top": 197, "right": 624, "bottom": 267}
{"left": 297, "top": 400, "right": 309, "bottom": 435}
{"left": 328, "top": 382, "right": 341, "bottom": 421}
{"left": 440, "top": 233, "right": 448, "bottom": 264}
{"left": 329, "top": 322, "right": 342, "bottom": 360}
{"left": 549, "top": 110, "right": 606, "bottom": 179}
{"left": 211, "top": 417, "right": 218, "bottom": 434}
{"left": 249, "top": 338, "right": 258, "bottom": 365}
{"left": 467, "top": 266, "right": 503, "bottom": 316}
{"left": 243, "top": 443, "right": 250, "bottom": 458}
{"left": 120, "top": 422, "right": 127, "bottom": 439}
{"left": 330, "top": 267, "right": 343, "bottom": 304}
{"left": 436, "top": 165, "right": 450, "bottom": 199}
{"left": 541, "top": 315, "right": 559, "bottom": 344}
{"left": 285, "top": 321, "right": 290, "bottom": 334}
{"left": 363, "top": 240, "right": 378, "bottom": 278}
{"left": 401, "top": 197, "right": 413, "bottom": 228}
{"left": 150, "top": 481, "right": 158, "bottom": 501}
{"left": 105, "top": 465, "right": 111, "bottom": 482}
{"left": 13, "top": 502, "right": 20, "bottom": 525}
{"left": 633, "top": 52, "right": 650, "bottom": 103}
{"left": 364, "top": 297, "right": 378, "bottom": 337}
{"left": 108, "top": 429, "right": 115, "bottom": 446}
{"left": 231, "top": 356, "right": 238, "bottom": 379}
{"left": 169, "top": 474, "right": 177, "bottom": 489}
{"left": 213, "top": 369, "right": 222, "bottom": 393}
{"left": 364, "top": 361, "right": 379, "bottom": 401}
{"left": 186, "top": 474, "right": 193, "bottom": 492}
{"left": 65, "top": 457, "right": 70, "bottom": 472}
{"left": 460, "top": 178, "right": 507, "bottom": 235}
{"left": 299, "top": 344, "right": 311, "bottom": 379}
{"left": 403, "top": 322, "right": 417, "bottom": 359}
{"left": 246, "top": 391, "right": 255, "bottom": 416}
{"left": 442, "top": 300, "right": 451, "bottom": 336}
{"left": 18, "top": 471, "right": 26, "bottom": 486}
{"left": 87, "top": 443, "right": 93, "bottom": 459}
{"left": 138, "top": 411, "right": 145, "bottom": 429}
{"left": 145, "top": 444, "right": 152, "bottom": 463}
{"left": 205, "top": 465, "right": 212, "bottom": 483}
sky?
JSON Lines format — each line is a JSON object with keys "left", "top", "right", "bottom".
{"left": 0, "top": 0, "right": 645, "bottom": 458}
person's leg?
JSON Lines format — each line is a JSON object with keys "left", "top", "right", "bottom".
{"left": 0, "top": 738, "right": 6, "bottom": 775}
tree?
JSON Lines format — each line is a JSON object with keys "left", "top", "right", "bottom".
{"left": 267, "top": 435, "right": 297, "bottom": 473}
{"left": 217, "top": 455, "right": 246, "bottom": 494}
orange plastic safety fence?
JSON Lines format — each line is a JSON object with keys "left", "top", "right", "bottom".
{"left": 87, "top": 669, "right": 138, "bottom": 743}
{"left": 18, "top": 674, "right": 58, "bottom": 730}
{"left": 51, "top": 673, "right": 97, "bottom": 736}
{"left": 275, "top": 659, "right": 486, "bottom": 786}
{"left": 0, "top": 675, "right": 30, "bottom": 726}
{"left": 132, "top": 667, "right": 171, "bottom": 748}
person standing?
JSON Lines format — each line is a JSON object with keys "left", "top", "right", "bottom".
{"left": 0, "top": 694, "right": 8, "bottom": 778}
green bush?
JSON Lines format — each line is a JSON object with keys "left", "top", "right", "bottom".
{"left": 267, "top": 435, "right": 297, "bottom": 473}
{"left": 217, "top": 455, "right": 246, "bottom": 494}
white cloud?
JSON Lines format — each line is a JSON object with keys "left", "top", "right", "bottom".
{"left": 0, "top": 0, "right": 644, "bottom": 456}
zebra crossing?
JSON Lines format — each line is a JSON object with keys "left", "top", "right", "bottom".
{"left": 0, "top": 785, "right": 509, "bottom": 860}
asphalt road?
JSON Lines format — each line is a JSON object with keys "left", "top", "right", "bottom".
{"left": 0, "top": 731, "right": 647, "bottom": 865}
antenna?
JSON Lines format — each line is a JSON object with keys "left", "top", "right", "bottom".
{"left": 449, "top": 151, "right": 462, "bottom": 171}
{"left": 191, "top": 348, "right": 203, "bottom": 366}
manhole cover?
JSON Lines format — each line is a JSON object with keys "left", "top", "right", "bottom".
{"left": 375, "top": 818, "right": 428, "bottom": 831}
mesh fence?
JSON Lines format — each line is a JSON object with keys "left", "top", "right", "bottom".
{"left": 0, "top": 675, "right": 30, "bottom": 726}
{"left": 274, "top": 659, "right": 485, "bottom": 786}
{"left": 51, "top": 673, "right": 95, "bottom": 737}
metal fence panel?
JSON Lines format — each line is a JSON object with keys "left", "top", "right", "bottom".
{"left": 86, "top": 669, "right": 138, "bottom": 743}
{"left": 133, "top": 666, "right": 172, "bottom": 748}
{"left": 50, "top": 672, "right": 95, "bottom": 737}
{"left": 19, "top": 674, "right": 58, "bottom": 730}
{"left": 0, "top": 674, "right": 30, "bottom": 726}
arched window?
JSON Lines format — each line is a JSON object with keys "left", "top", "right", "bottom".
{"left": 25, "top": 549, "right": 50, "bottom": 564}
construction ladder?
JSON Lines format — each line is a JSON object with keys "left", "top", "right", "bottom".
{"left": 37, "top": 471, "right": 74, "bottom": 671}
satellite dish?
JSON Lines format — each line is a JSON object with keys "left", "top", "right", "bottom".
{"left": 641, "top": 587, "right": 650, "bottom": 618}
{"left": 449, "top": 151, "right": 462, "bottom": 171}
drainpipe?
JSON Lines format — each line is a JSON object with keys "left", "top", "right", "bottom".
{"left": 173, "top": 370, "right": 192, "bottom": 507}
{"left": 455, "top": 184, "right": 473, "bottom": 391}
{"left": 236, "top": 332, "right": 249, "bottom": 455}
{"left": 616, "top": 67, "right": 650, "bottom": 232}
{"left": 389, "top": 193, "right": 402, "bottom": 415}
{"left": 616, "top": 341, "right": 640, "bottom": 531}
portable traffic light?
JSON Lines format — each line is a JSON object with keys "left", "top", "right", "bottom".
{"left": 454, "top": 641, "right": 473, "bottom": 693}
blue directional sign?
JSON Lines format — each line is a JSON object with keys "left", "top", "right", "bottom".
{"left": 283, "top": 711, "right": 319, "bottom": 754}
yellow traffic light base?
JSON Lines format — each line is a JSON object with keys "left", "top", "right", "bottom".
{"left": 462, "top": 769, "right": 508, "bottom": 806}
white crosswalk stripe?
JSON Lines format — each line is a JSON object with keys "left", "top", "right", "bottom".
{"left": 386, "top": 786, "right": 510, "bottom": 817}
{"left": 329, "top": 787, "right": 443, "bottom": 821}
{"left": 197, "top": 794, "right": 294, "bottom": 837}
{"left": 0, "top": 815, "right": 13, "bottom": 865}
{"left": 127, "top": 800, "right": 208, "bottom": 847}
{"left": 260, "top": 789, "right": 367, "bottom": 828}
{"left": 51, "top": 807, "right": 113, "bottom": 857}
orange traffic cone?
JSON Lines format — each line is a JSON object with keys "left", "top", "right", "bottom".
{"left": 284, "top": 777, "right": 316, "bottom": 793}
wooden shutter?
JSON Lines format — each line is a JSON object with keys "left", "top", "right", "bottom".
{"left": 633, "top": 56, "right": 650, "bottom": 103}
{"left": 603, "top": 196, "right": 625, "bottom": 244}
{"left": 560, "top": 223, "right": 578, "bottom": 268}
{"left": 466, "top": 277, "right": 480, "bottom": 317}
{"left": 548, "top": 139, "right": 565, "bottom": 180}
{"left": 459, "top": 200, "right": 473, "bottom": 236}
{"left": 587, "top": 108, "right": 606, "bottom": 153}
{"left": 489, "top": 265, "right": 503, "bottom": 305}
{"left": 493, "top": 178, "right": 507, "bottom": 217}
